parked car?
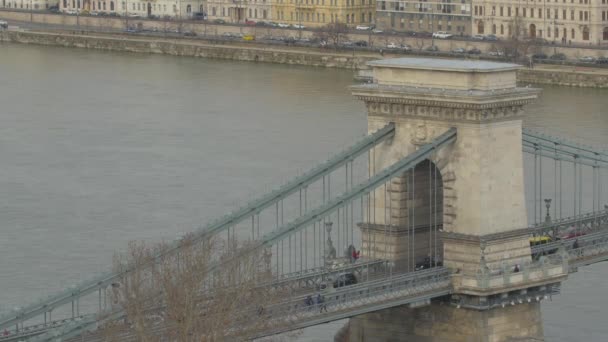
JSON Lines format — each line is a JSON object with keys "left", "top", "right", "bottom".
{"left": 213, "top": 18, "right": 226, "bottom": 24}
{"left": 267, "top": 22, "right": 279, "bottom": 27}
{"left": 193, "top": 12, "right": 206, "bottom": 20}
{"left": 255, "top": 21, "right": 268, "bottom": 26}
{"left": 245, "top": 19, "right": 256, "bottom": 26}
{"left": 472, "top": 34, "right": 485, "bottom": 40}
{"left": 432, "top": 31, "right": 453, "bottom": 39}
{"left": 292, "top": 24, "right": 305, "bottom": 29}
{"left": 485, "top": 34, "right": 499, "bottom": 41}
{"left": 0, "top": 20, "right": 8, "bottom": 29}
{"left": 596, "top": 57, "right": 608, "bottom": 64}
{"left": 243, "top": 34, "right": 255, "bottom": 41}
{"left": 333, "top": 273, "right": 357, "bottom": 288}
{"left": 467, "top": 47, "right": 481, "bottom": 54}
{"left": 550, "top": 53, "right": 567, "bottom": 61}
{"left": 355, "top": 25, "right": 371, "bottom": 30}
{"left": 425, "top": 45, "right": 439, "bottom": 52}
{"left": 452, "top": 47, "right": 465, "bottom": 54}
{"left": 183, "top": 31, "right": 197, "bottom": 37}
{"left": 579, "top": 56, "right": 596, "bottom": 63}
{"left": 354, "top": 40, "right": 368, "bottom": 47}
{"left": 400, "top": 44, "right": 412, "bottom": 51}
{"left": 372, "top": 28, "right": 384, "bottom": 34}
{"left": 386, "top": 42, "right": 398, "bottom": 49}
{"left": 277, "top": 22, "right": 290, "bottom": 28}
{"left": 532, "top": 52, "right": 548, "bottom": 60}
{"left": 488, "top": 50, "right": 505, "bottom": 57}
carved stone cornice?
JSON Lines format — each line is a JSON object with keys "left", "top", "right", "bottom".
{"left": 351, "top": 84, "right": 540, "bottom": 123}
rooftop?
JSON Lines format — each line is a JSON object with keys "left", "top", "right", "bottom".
{"left": 368, "top": 58, "right": 521, "bottom": 73}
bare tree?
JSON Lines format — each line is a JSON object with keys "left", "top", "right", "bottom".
{"left": 499, "top": 15, "right": 534, "bottom": 62}
{"left": 99, "top": 235, "right": 294, "bottom": 341}
{"left": 315, "top": 22, "right": 349, "bottom": 47}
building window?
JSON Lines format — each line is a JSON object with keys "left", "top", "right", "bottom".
{"left": 508, "top": 7, "right": 511, "bottom": 16}
{"left": 570, "top": 10, "right": 574, "bottom": 20}
{"left": 571, "top": 28, "right": 575, "bottom": 39}
{"left": 523, "top": 8, "right": 526, "bottom": 17}
{"left": 583, "top": 27, "right": 589, "bottom": 40}
{"left": 500, "top": 6, "right": 503, "bottom": 16}
{"left": 263, "top": 9, "right": 267, "bottom": 18}
{"left": 538, "top": 8, "right": 541, "bottom": 18}
{"left": 492, "top": 23, "right": 496, "bottom": 33}
{"left": 500, "top": 24, "right": 504, "bottom": 34}
{"left": 603, "top": 27, "right": 608, "bottom": 40}
{"left": 212, "top": 7, "right": 215, "bottom": 15}
{"left": 110, "top": 1, "right": 113, "bottom": 10}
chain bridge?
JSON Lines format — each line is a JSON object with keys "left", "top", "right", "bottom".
{"left": 1, "top": 58, "right": 607, "bottom": 342}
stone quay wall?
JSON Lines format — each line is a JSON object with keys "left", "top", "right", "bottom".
{"left": 2, "top": 29, "right": 608, "bottom": 88}
{"left": 0, "top": 30, "right": 373, "bottom": 69}
{"left": 518, "top": 67, "right": 608, "bottom": 88}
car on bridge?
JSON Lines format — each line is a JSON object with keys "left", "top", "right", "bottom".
{"left": 530, "top": 235, "right": 559, "bottom": 260}
{"left": 333, "top": 273, "right": 357, "bottom": 288}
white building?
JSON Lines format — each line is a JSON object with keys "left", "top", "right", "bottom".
{"left": 472, "top": 0, "right": 608, "bottom": 45}
{"left": 207, "top": 0, "right": 271, "bottom": 23}
{"left": 1, "top": 0, "right": 58, "bottom": 10}
{"left": 58, "top": 0, "right": 205, "bottom": 18}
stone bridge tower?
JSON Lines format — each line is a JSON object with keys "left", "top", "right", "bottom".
{"left": 347, "top": 58, "right": 567, "bottom": 342}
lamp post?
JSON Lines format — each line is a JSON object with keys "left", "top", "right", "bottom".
{"left": 544, "top": 198, "right": 552, "bottom": 224}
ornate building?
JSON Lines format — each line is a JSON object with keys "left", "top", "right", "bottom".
{"left": 57, "top": 0, "right": 204, "bottom": 19}
{"left": 206, "top": 0, "right": 271, "bottom": 23}
{"left": 375, "top": 0, "right": 473, "bottom": 35}
{"left": 271, "top": 0, "right": 376, "bottom": 28}
{"left": 1, "top": 0, "right": 58, "bottom": 10}
{"left": 472, "top": 0, "right": 608, "bottom": 45}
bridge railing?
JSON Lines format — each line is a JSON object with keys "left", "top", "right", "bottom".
{"left": 455, "top": 252, "right": 568, "bottom": 293}
{"left": 230, "top": 268, "right": 452, "bottom": 339}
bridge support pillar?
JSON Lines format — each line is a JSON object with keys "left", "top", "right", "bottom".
{"left": 343, "top": 301, "right": 544, "bottom": 342}
{"left": 347, "top": 58, "right": 565, "bottom": 342}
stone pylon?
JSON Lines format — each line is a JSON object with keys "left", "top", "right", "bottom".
{"left": 345, "top": 58, "right": 566, "bottom": 342}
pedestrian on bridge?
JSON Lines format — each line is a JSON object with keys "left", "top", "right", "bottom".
{"left": 316, "top": 294, "right": 327, "bottom": 313}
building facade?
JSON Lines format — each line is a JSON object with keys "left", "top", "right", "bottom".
{"left": 376, "top": 0, "right": 472, "bottom": 35}
{"left": 1, "top": 0, "right": 58, "bottom": 10}
{"left": 58, "top": 0, "right": 204, "bottom": 19}
{"left": 206, "top": 0, "right": 271, "bottom": 23}
{"left": 472, "top": 0, "right": 608, "bottom": 45}
{"left": 271, "top": 0, "right": 376, "bottom": 28}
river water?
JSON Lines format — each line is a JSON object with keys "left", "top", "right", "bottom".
{"left": 0, "top": 43, "right": 607, "bottom": 341}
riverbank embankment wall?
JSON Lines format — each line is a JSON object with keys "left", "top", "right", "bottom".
{"left": 2, "top": 30, "right": 608, "bottom": 88}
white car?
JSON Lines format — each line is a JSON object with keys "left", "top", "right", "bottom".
{"left": 356, "top": 25, "right": 371, "bottom": 30}
{"left": 432, "top": 31, "right": 453, "bottom": 39}
{"left": 579, "top": 56, "right": 596, "bottom": 63}
{"left": 64, "top": 9, "right": 78, "bottom": 15}
{"left": 292, "top": 24, "right": 305, "bottom": 29}
{"left": 372, "top": 28, "right": 383, "bottom": 34}
{"left": 386, "top": 42, "right": 398, "bottom": 49}
{"left": 277, "top": 23, "right": 290, "bottom": 28}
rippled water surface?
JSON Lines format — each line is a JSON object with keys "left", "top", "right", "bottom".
{"left": 0, "top": 43, "right": 607, "bottom": 341}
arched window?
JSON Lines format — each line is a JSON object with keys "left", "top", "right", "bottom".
{"left": 110, "top": 1, "right": 113, "bottom": 10}
{"left": 529, "top": 23, "right": 536, "bottom": 38}
{"left": 571, "top": 28, "right": 575, "bottom": 39}
{"left": 63, "top": 0, "right": 66, "bottom": 7}
{"left": 263, "top": 9, "right": 267, "bottom": 19}
{"left": 492, "top": 24, "right": 496, "bottom": 34}
{"left": 582, "top": 26, "right": 589, "bottom": 40}
{"left": 186, "top": 4, "right": 191, "bottom": 13}
{"left": 500, "top": 24, "right": 504, "bottom": 34}
{"left": 368, "top": 12, "right": 372, "bottom": 22}
{"left": 477, "top": 20, "right": 484, "bottom": 34}
{"left": 346, "top": 14, "right": 349, "bottom": 23}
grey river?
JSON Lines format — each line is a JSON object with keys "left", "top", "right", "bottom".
{"left": 1, "top": 43, "right": 607, "bottom": 341}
